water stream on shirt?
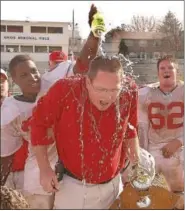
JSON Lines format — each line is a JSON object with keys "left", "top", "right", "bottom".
{"left": 79, "top": 33, "right": 141, "bottom": 209}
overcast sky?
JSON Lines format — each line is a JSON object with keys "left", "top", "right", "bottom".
{"left": 1, "top": 1, "right": 184, "bottom": 38}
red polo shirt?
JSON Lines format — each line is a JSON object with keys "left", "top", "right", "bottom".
{"left": 31, "top": 76, "right": 138, "bottom": 183}
{"left": 75, "top": 58, "right": 88, "bottom": 74}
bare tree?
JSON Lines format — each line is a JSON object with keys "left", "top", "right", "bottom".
{"left": 127, "top": 15, "right": 157, "bottom": 32}
{"left": 157, "top": 11, "right": 183, "bottom": 56}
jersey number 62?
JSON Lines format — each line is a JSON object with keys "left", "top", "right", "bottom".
{"left": 148, "top": 102, "right": 184, "bottom": 130}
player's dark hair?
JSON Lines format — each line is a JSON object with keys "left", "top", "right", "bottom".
{"left": 8, "top": 54, "right": 34, "bottom": 76}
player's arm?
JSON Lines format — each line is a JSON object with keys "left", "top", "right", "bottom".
{"left": 31, "top": 80, "right": 65, "bottom": 172}
{"left": 138, "top": 87, "right": 150, "bottom": 150}
{"left": 73, "top": 4, "right": 103, "bottom": 74}
{"left": 124, "top": 84, "right": 140, "bottom": 165}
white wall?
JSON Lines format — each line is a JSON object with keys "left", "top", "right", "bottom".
{"left": 1, "top": 32, "right": 69, "bottom": 46}
{"left": 1, "top": 20, "right": 70, "bottom": 65}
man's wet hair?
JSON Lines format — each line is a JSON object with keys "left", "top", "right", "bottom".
{"left": 1, "top": 186, "right": 29, "bottom": 209}
{"left": 87, "top": 55, "right": 123, "bottom": 80}
{"left": 8, "top": 54, "right": 34, "bottom": 76}
{"left": 157, "top": 55, "right": 178, "bottom": 71}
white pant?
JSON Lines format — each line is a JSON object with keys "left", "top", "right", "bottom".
{"left": 149, "top": 145, "right": 184, "bottom": 192}
{"left": 54, "top": 173, "right": 123, "bottom": 209}
{"left": 5, "top": 171, "right": 24, "bottom": 193}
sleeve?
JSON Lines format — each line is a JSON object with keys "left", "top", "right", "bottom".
{"left": 124, "top": 85, "right": 138, "bottom": 140}
{"left": 138, "top": 87, "right": 150, "bottom": 150}
{"left": 31, "top": 79, "right": 65, "bottom": 146}
{"left": 1, "top": 122, "right": 23, "bottom": 157}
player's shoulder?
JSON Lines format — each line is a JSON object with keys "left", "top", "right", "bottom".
{"left": 139, "top": 86, "right": 150, "bottom": 96}
{"left": 1, "top": 96, "right": 18, "bottom": 111}
{"left": 49, "top": 74, "right": 84, "bottom": 95}
{"left": 63, "top": 74, "right": 85, "bottom": 89}
{"left": 42, "top": 60, "right": 74, "bottom": 82}
{"left": 177, "top": 80, "right": 184, "bottom": 89}
{"left": 174, "top": 81, "right": 184, "bottom": 98}
{"left": 139, "top": 82, "right": 159, "bottom": 97}
{"left": 1, "top": 96, "right": 20, "bottom": 125}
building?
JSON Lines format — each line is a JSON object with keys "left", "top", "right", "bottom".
{"left": 103, "top": 31, "right": 167, "bottom": 59}
{"left": 103, "top": 30, "right": 184, "bottom": 84}
{"left": 1, "top": 20, "right": 70, "bottom": 72}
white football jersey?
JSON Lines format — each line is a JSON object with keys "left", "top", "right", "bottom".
{"left": 138, "top": 81, "right": 184, "bottom": 151}
{"left": 39, "top": 60, "right": 75, "bottom": 98}
{"left": 0, "top": 60, "right": 75, "bottom": 194}
{"left": 1, "top": 96, "right": 33, "bottom": 157}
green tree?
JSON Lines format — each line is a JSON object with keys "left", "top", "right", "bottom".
{"left": 157, "top": 11, "right": 183, "bottom": 56}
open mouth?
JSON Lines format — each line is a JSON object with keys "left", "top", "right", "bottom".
{"left": 31, "top": 82, "right": 39, "bottom": 87}
{"left": 100, "top": 100, "right": 109, "bottom": 106}
{"left": 163, "top": 75, "right": 170, "bottom": 79}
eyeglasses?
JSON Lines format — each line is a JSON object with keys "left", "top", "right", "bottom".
{"left": 90, "top": 82, "right": 122, "bottom": 94}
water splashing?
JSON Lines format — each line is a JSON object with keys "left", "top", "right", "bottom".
{"left": 97, "top": 33, "right": 139, "bottom": 83}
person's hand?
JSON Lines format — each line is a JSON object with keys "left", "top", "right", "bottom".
{"left": 88, "top": 4, "right": 106, "bottom": 37}
{"left": 161, "top": 139, "right": 182, "bottom": 158}
{"left": 88, "top": 4, "right": 98, "bottom": 27}
{"left": 40, "top": 167, "right": 59, "bottom": 193}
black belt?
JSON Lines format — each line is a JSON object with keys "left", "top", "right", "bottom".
{"left": 65, "top": 168, "right": 112, "bottom": 184}
{"left": 56, "top": 159, "right": 130, "bottom": 184}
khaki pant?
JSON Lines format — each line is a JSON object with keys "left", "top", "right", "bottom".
{"left": 54, "top": 174, "right": 123, "bottom": 209}
{"left": 24, "top": 192, "right": 54, "bottom": 209}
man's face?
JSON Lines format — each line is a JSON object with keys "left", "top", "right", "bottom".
{"left": 0, "top": 73, "right": 9, "bottom": 102}
{"left": 86, "top": 71, "right": 122, "bottom": 111}
{"left": 158, "top": 60, "right": 177, "bottom": 88}
{"left": 12, "top": 60, "right": 41, "bottom": 95}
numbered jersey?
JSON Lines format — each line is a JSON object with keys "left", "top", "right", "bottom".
{"left": 139, "top": 81, "right": 184, "bottom": 147}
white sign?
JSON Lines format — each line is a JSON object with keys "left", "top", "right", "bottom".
{"left": 1, "top": 32, "right": 69, "bottom": 49}
{"left": 3, "top": 35, "right": 49, "bottom": 40}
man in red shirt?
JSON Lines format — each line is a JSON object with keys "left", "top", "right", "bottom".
{"left": 1, "top": 4, "right": 106, "bottom": 209}
{"left": 31, "top": 55, "right": 140, "bottom": 209}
